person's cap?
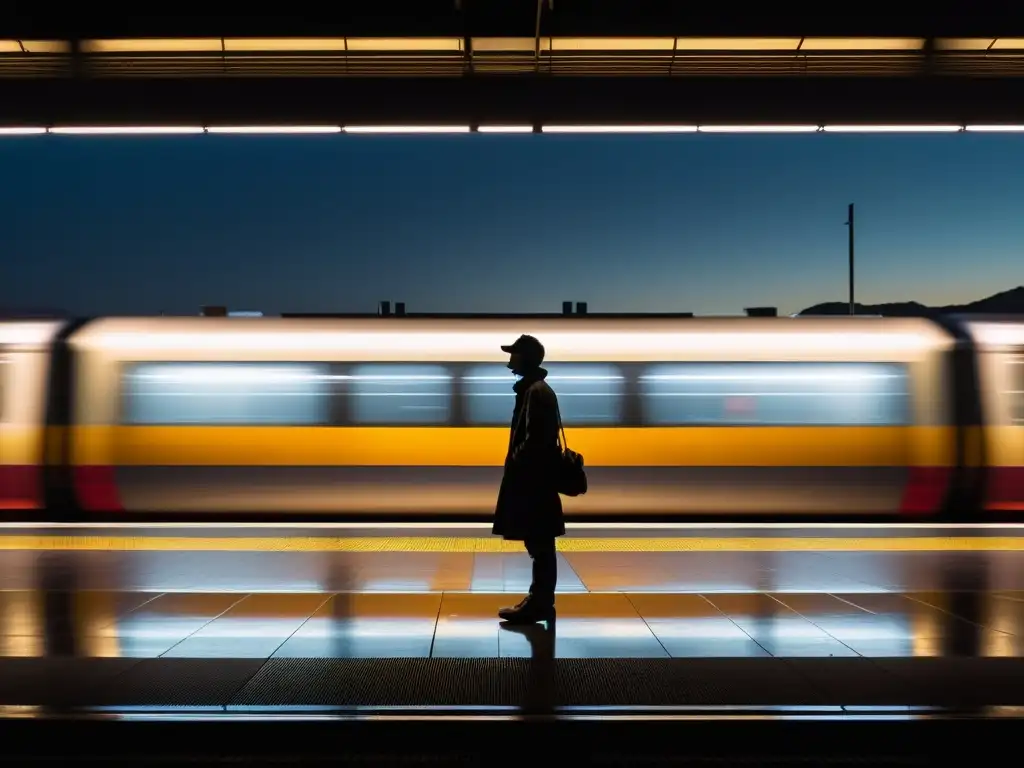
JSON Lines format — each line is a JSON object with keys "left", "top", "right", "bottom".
{"left": 500, "top": 334, "right": 545, "bottom": 362}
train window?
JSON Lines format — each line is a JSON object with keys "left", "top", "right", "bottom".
{"left": 0, "top": 355, "right": 6, "bottom": 422}
{"left": 640, "top": 362, "right": 910, "bottom": 426}
{"left": 462, "top": 363, "right": 625, "bottom": 425}
{"left": 1008, "top": 356, "right": 1024, "bottom": 424}
{"left": 462, "top": 364, "right": 517, "bottom": 425}
{"left": 546, "top": 364, "right": 625, "bottom": 424}
{"left": 348, "top": 364, "right": 452, "bottom": 425}
{"left": 122, "top": 363, "right": 332, "bottom": 425}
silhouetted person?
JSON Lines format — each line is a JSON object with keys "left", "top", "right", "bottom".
{"left": 494, "top": 334, "right": 564, "bottom": 624}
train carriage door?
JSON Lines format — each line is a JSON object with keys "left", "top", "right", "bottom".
{"left": 638, "top": 361, "right": 913, "bottom": 515}
{"left": 987, "top": 348, "right": 1024, "bottom": 513}
{"left": 0, "top": 351, "right": 10, "bottom": 507}
{"left": 1, "top": 341, "right": 47, "bottom": 512}
{"left": 115, "top": 361, "right": 338, "bottom": 514}
{"left": 1007, "top": 349, "right": 1024, "bottom": 464}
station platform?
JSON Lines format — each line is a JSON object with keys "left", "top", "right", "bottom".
{"left": 2, "top": 523, "right": 1023, "bottom": 763}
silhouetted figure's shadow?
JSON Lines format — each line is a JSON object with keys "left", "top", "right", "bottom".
{"left": 934, "top": 553, "right": 990, "bottom": 715}
{"left": 327, "top": 556, "right": 354, "bottom": 659}
{"left": 500, "top": 618, "right": 556, "bottom": 716}
{"left": 940, "top": 553, "right": 989, "bottom": 658}
{"left": 33, "top": 551, "right": 81, "bottom": 715}
{"left": 37, "top": 551, "right": 79, "bottom": 658}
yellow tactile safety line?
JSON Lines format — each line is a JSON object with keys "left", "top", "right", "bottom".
{"left": 0, "top": 536, "right": 1022, "bottom": 552}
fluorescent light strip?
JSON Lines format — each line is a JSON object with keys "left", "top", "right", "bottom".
{"left": 7, "top": 123, "right": 1024, "bottom": 137}
{"left": 542, "top": 125, "right": 698, "bottom": 133}
{"left": 0, "top": 127, "right": 47, "bottom": 135}
{"left": 344, "top": 126, "right": 470, "bottom": 134}
{"left": 49, "top": 126, "right": 205, "bottom": 135}
{"left": 699, "top": 125, "right": 820, "bottom": 133}
{"left": 964, "top": 125, "right": 1024, "bottom": 133}
{"left": 206, "top": 125, "right": 341, "bottom": 134}
{"left": 476, "top": 126, "right": 534, "bottom": 133}
{"left": 822, "top": 125, "right": 963, "bottom": 133}
{"left": 3, "top": 521, "right": 1023, "bottom": 530}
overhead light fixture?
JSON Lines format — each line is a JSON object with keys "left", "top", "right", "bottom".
{"left": 822, "top": 125, "right": 963, "bottom": 133}
{"left": 17, "top": 122, "right": 1024, "bottom": 138}
{"left": 798, "top": 37, "right": 924, "bottom": 51}
{"left": 82, "top": 38, "right": 222, "bottom": 53}
{"left": 346, "top": 37, "right": 464, "bottom": 52}
{"left": 206, "top": 125, "right": 342, "bottom": 134}
{"left": 964, "top": 125, "right": 1024, "bottom": 133}
{"left": 673, "top": 38, "right": 801, "bottom": 51}
{"left": 476, "top": 126, "right": 534, "bottom": 133}
{"left": 542, "top": 125, "right": 698, "bottom": 134}
{"left": 0, "top": 127, "right": 47, "bottom": 135}
{"left": 698, "top": 125, "right": 820, "bottom": 133}
{"left": 49, "top": 126, "right": 206, "bottom": 135}
{"left": 0, "top": 39, "right": 69, "bottom": 54}
{"left": 344, "top": 126, "right": 471, "bottom": 134}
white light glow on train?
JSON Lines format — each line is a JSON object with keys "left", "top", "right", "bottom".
{"left": 0, "top": 322, "right": 63, "bottom": 347}
{"left": 640, "top": 368, "right": 898, "bottom": 383}
{"left": 88, "top": 330, "right": 931, "bottom": 357}
{"left": 126, "top": 365, "right": 331, "bottom": 384}
{"left": 964, "top": 322, "right": 1024, "bottom": 348}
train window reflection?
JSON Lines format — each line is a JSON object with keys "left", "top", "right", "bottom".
{"left": 462, "top": 363, "right": 625, "bottom": 425}
{"left": 122, "top": 363, "right": 332, "bottom": 425}
{"left": 348, "top": 364, "right": 452, "bottom": 425}
{"left": 640, "top": 362, "right": 910, "bottom": 426}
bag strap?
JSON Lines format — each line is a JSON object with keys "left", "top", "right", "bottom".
{"left": 554, "top": 396, "right": 569, "bottom": 451}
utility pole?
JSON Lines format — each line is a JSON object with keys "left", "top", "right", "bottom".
{"left": 845, "top": 203, "right": 855, "bottom": 315}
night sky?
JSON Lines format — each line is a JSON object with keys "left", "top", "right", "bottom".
{"left": 2, "top": 133, "right": 1022, "bottom": 317}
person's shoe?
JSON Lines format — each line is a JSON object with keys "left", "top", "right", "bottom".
{"left": 499, "top": 596, "right": 555, "bottom": 625}
{"left": 498, "top": 595, "right": 530, "bottom": 621}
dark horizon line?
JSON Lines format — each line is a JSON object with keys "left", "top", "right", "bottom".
{"left": 4, "top": 284, "right": 1024, "bottom": 321}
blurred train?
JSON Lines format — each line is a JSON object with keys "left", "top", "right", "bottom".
{"left": 1, "top": 315, "right": 1022, "bottom": 521}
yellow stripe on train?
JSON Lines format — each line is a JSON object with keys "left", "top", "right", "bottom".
{"left": 69, "top": 425, "right": 957, "bottom": 468}
{"left": 0, "top": 425, "right": 45, "bottom": 465}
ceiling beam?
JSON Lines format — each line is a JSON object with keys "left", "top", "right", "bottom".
{"left": 2, "top": 76, "right": 1023, "bottom": 127}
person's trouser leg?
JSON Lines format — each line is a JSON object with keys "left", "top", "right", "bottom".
{"left": 524, "top": 536, "right": 557, "bottom": 607}
{"left": 498, "top": 536, "right": 557, "bottom": 622}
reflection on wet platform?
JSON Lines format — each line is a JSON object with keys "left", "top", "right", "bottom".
{"left": 1, "top": 545, "right": 1023, "bottom": 661}
{"left": 3, "top": 541, "right": 1024, "bottom": 593}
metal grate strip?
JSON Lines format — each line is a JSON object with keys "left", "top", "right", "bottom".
{"left": 0, "top": 657, "right": 1023, "bottom": 709}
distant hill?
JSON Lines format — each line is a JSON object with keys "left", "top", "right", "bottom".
{"left": 799, "top": 287, "right": 1024, "bottom": 317}
{"left": 5, "top": 289, "right": 1023, "bottom": 321}
{"left": 0, "top": 306, "right": 68, "bottom": 320}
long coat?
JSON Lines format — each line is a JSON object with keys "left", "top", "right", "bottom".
{"left": 492, "top": 367, "right": 566, "bottom": 541}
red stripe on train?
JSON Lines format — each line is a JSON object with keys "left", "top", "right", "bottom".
{"left": 985, "top": 467, "right": 1024, "bottom": 513}
{"left": 0, "top": 465, "right": 42, "bottom": 509}
{"left": 73, "top": 466, "right": 123, "bottom": 512}
{"left": 899, "top": 467, "right": 951, "bottom": 515}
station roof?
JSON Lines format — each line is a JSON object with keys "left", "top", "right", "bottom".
{"left": 2, "top": 3, "right": 1023, "bottom": 127}
{"left": 5, "top": 2, "right": 1024, "bottom": 40}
